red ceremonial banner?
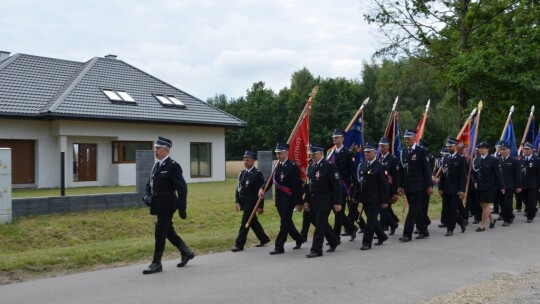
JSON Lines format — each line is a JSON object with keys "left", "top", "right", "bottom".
{"left": 288, "top": 100, "right": 311, "bottom": 181}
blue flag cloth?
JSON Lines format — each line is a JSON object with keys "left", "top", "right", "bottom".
{"left": 503, "top": 118, "right": 518, "bottom": 157}
{"left": 344, "top": 112, "right": 365, "bottom": 167}
{"left": 469, "top": 119, "right": 477, "bottom": 156}
{"left": 393, "top": 118, "right": 402, "bottom": 160}
{"left": 533, "top": 127, "right": 540, "bottom": 154}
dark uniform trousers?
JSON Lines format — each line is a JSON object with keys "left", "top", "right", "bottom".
{"left": 496, "top": 157, "right": 522, "bottom": 223}
{"left": 400, "top": 146, "right": 432, "bottom": 238}
{"left": 357, "top": 160, "right": 389, "bottom": 247}
{"left": 235, "top": 168, "right": 270, "bottom": 249}
{"left": 522, "top": 156, "right": 540, "bottom": 220}
{"left": 267, "top": 160, "right": 304, "bottom": 251}
{"left": 305, "top": 159, "right": 342, "bottom": 255}
{"left": 439, "top": 154, "right": 467, "bottom": 232}
{"left": 378, "top": 153, "right": 400, "bottom": 230}
{"left": 148, "top": 158, "right": 191, "bottom": 263}
{"left": 329, "top": 148, "right": 357, "bottom": 235}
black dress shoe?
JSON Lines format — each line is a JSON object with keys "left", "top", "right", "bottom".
{"left": 527, "top": 219, "right": 533, "bottom": 223}
{"left": 231, "top": 246, "right": 243, "bottom": 252}
{"left": 414, "top": 230, "right": 420, "bottom": 234}
{"left": 269, "top": 249, "right": 284, "bottom": 255}
{"left": 389, "top": 223, "right": 398, "bottom": 235}
{"left": 306, "top": 252, "right": 322, "bottom": 258}
{"left": 415, "top": 233, "right": 429, "bottom": 239}
{"left": 489, "top": 219, "right": 496, "bottom": 228}
{"left": 326, "top": 241, "right": 341, "bottom": 252}
{"left": 438, "top": 223, "right": 447, "bottom": 228}
{"left": 399, "top": 236, "right": 411, "bottom": 242}
{"left": 256, "top": 240, "right": 270, "bottom": 247}
{"left": 460, "top": 223, "right": 467, "bottom": 233}
{"left": 502, "top": 222, "right": 511, "bottom": 226}
{"left": 473, "top": 220, "right": 480, "bottom": 224}
{"left": 293, "top": 237, "right": 306, "bottom": 250}
{"left": 360, "top": 245, "right": 371, "bottom": 251}
{"left": 496, "top": 215, "right": 503, "bottom": 221}
{"left": 350, "top": 227, "right": 358, "bottom": 242}
{"left": 340, "top": 232, "right": 351, "bottom": 236}
{"left": 374, "top": 235, "right": 388, "bottom": 245}
{"left": 177, "top": 252, "right": 195, "bottom": 267}
{"left": 445, "top": 231, "right": 453, "bottom": 236}
{"left": 142, "top": 262, "right": 162, "bottom": 274}
{"left": 475, "top": 227, "right": 485, "bottom": 232}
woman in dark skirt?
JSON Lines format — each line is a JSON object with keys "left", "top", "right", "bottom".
{"left": 471, "top": 141, "right": 505, "bottom": 231}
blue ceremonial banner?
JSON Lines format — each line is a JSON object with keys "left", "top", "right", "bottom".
{"left": 393, "top": 117, "right": 402, "bottom": 160}
{"left": 503, "top": 118, "right": 518, "bottom": 157}
{"left": 469, "top": 119, "right": 477, "bottom": 156}
{"left": 534, "top": 127, "right": 540, "bottom": 155}
{"left": 344, "top": 111, "right": 365, "bottom": 167}
{"left": 525, "top": 117, "right": 536, "bottom": 144}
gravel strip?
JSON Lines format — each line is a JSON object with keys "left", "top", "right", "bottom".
{"left": 424, "top": 270, "right": 540, "bottom": 304}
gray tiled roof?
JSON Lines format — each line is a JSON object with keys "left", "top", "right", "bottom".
{"left": 0, "top": 53, "right": 246, "bottom": 128}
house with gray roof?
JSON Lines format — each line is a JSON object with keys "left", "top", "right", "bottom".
{"left": 0, "top": 51, "right": 245, "bottom": 188}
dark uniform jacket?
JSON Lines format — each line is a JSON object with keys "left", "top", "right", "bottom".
{"left": 328, "top": 147, "right": 357, "bottom": 192}
{"left": 305, "top": 158, "right": 342, "bottom": 212}
{"left": 356, "top": 159, "right": 389, "bottom": 205}
{"left": 439, "top": 154, "right": 467, "bottom": 195}
{"left": 147, "top": 157, "right": 187, "bottom": 216}
{"left": 400, "top": 145, "right": 432, "bottom": 192}
{"left": 266, "top": 159, "right": 303, "bottom": 206}
{"left": 498, "top": 156, "right": 522, "bottom": 190}
{"left": 471, "top": 155, "right": 505, "bottom": 191}
{"left": 236, "top": 167, "right": 265, "bottom": 211}
{"left": 378, "top": 153, "right": 400, "bottom": 197}
{"left": 522, "top": 155, "right": 540, "bottom": 190}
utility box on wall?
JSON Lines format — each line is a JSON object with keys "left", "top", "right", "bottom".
{"left": 0, "top": 148, "right": 12, "bottom": 223}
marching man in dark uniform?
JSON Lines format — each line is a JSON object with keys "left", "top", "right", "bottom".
{"left": 327, "top": 128, "right": 358, "bottom": 241}
{"left": 259, "top": 143, "right": 305, "bottom": 255}
{"left": 438, "top": 138, "right": 467, "bottom": 236}
{"left": 356, "top": 143, "right": 389, "bottom": 250}
{"left": 377, "top": 137, "right": 400, "bottom": 235}
{"left": 521, "top": 143, "right": 540, "bottom": 223}
{"left": 496, "top": 141, "right": 522, "bottom": 226}
{"left": 398, "top": 130, "right": 433, "bottom": 242}
{"left": 231, "top": 151, "right": 271, "bottom": 252}
{"left": 303, "top": 144, "right": 342, "bottom": 258}
{"left": 471, "top": 141, "right": 505, "bottom": 231}
{"left": 142, "top": 136, "right": 194, "bottom": 274}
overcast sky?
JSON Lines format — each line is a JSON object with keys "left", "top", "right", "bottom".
{"left": 1, "top": 0, "right": 379, "bottom": 100}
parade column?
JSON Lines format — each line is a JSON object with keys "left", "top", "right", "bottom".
{"left": 0, "top": 148, "right": 12, "bottom": 224}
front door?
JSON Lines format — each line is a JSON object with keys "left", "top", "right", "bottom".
{"left": 74, "top": 143, "right": 97, "bottom": 182}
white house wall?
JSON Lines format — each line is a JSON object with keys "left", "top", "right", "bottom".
{"left": 0, "top": 119, "right": 226, "bottom": 188}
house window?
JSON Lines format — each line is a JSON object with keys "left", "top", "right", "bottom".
{"left": 153, "top": 94, "right": 186, "bottom": 108}
{"left": 112, "top": 141, "right": 153, "bottom": 163}
{"left": 190, "top": 142, "right": 211, "bottom": 177}
{"left": 102, "top": 89, "right": 135, "bottom": 102}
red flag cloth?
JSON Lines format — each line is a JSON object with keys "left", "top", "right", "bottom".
{"left": 457, "top": 119, "right": 471, "bottom": 158}
{"left": 288, "top": 100, "right": 311, "bottom": 181}
{"left": 414, "top": 112, "right": 427, "bottom": 143}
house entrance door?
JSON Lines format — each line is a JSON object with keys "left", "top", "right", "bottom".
{"left": 74, "top": 143, "right": 97, "bottom": 182}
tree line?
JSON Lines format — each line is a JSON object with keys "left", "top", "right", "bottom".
{"left": 209, "top": 0, "right": 539, "bottom": 160}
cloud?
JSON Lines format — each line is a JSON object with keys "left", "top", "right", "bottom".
{"left": 1, "top": 0, "right": 377, "bottom": 100}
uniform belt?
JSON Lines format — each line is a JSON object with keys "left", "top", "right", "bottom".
{"left": 152, "top": 191, "right": 175, "bottom": 197}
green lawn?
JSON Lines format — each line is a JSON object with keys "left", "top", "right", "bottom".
{"left": 1, "top": 179, "right": 443, "bottom": 284}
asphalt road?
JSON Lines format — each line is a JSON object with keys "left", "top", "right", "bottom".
{"left": 2, "top": 216, "right": 540, "bottom": 304}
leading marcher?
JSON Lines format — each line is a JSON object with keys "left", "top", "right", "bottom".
{"left": 495, "top": 141, "right": 522, "bottom": 226}
{"left": 142, "top": 137, "right": 194, "bottom": 274}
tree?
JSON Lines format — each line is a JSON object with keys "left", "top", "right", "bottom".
{"left": 363, "top": 0, "right": 539, "bottom": 127}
